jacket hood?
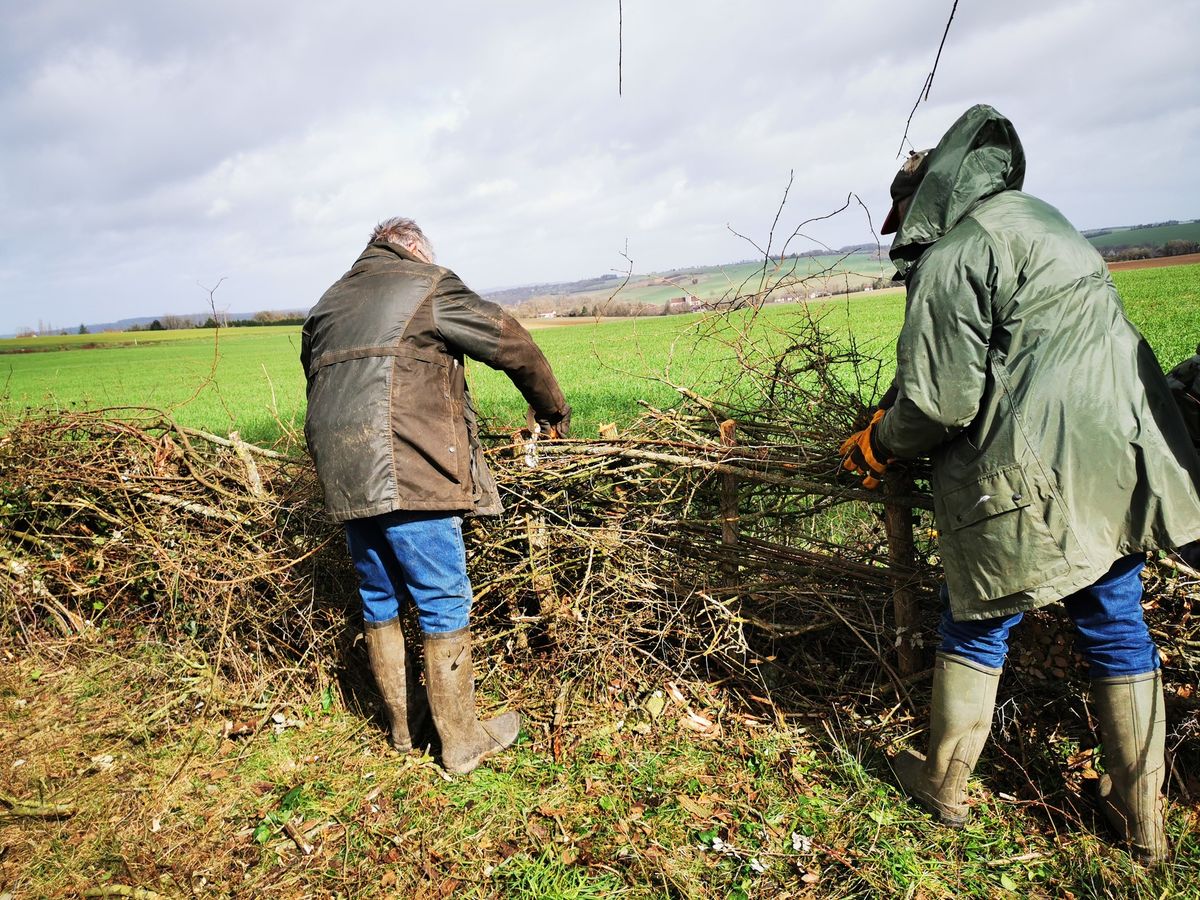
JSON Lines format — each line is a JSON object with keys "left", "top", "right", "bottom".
{"left": 890, "top": 104, "right": 1026, "bottom": 274}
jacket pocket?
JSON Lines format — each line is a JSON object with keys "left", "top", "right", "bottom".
{"left": 938, "top": 464, "right": 1070, "bottom": 603}
{"left": 390, "top": 354, "right": 466, "bottom": 495}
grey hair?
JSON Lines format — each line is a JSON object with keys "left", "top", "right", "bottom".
{"left": 371, "top": 217, "right": 435, "bottom": 263}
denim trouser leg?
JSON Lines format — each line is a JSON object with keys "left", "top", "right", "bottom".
{"left": 344, "top": 512, "right": 473, "bottom": 634}
{"left": 1062, "top": 554, "right": 1158, "bottom": 678}
{"left": 938, "top": 590, "right": 1023, "bottom": 670}
{"left": 938, "top": 553, "right": 1159, "bottom": 677}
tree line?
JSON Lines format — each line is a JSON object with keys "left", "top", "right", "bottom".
{"left": 127, "top": 310, "right": 307, "bottom": 331}
{"left": 1100, "top": 239, "right": 1200, "bottom": 262}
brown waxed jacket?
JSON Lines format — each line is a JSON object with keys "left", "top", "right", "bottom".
{"left": 301, "top": 241, "right": 569, "bottom": 522}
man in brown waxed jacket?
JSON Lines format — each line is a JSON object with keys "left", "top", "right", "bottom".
{"left": 302, "top": 217, "right": 571, "bottom": 774}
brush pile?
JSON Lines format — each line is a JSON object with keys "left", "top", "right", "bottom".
{"left": 1, "top": 310, "right": 1197, "bottom": 740}
{"left": 0, "top": 312, "right": 920, "bottom": 701}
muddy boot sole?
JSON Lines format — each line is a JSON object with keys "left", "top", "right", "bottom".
{"left": 892, "top": 749, "right": 969, "bottom": 828}
{"left": 441, "top": 711, "right": 521, "bottom": 775}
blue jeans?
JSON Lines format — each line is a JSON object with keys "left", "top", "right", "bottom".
{"left": 939, "top": 554, "right": 1159, "bottom": 678}
{"left": 344, "top": 511, "right": 472, "bottom": 634}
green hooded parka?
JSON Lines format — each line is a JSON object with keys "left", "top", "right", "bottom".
{"left": 877, "top": 104, "right": 1200, "bottom": 620}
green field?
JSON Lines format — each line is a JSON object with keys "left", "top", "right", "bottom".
{"left": 2, "top": 264, "right": 1197, "bottom": 443}
{"left": 1086, "top": 221, "right": 1200, "bottom": 250}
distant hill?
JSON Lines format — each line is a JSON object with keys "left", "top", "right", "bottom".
{"left": 11, "top": 223, "right": 1194, "bottom": 338}
{"left": 481, "top": 243, "right": 890, "bottom": 311}
{"left": 483, "top": 274, "right": 625, "bottom": 305}
{"left": 6, "top": 311, "right": 309, "bottom": 339}
{"left": 1083, "top": 219, "right": 1200, "bottom": 257}
{"left": 485, "top": 247, "right": 895, "bottom": 318}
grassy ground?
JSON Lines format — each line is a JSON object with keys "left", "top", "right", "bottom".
{"left": 3, "top": 638, "right": 1196, "bottom": 899}
{"left": 2, "top": 261, "right": 1196, "bottom": 445}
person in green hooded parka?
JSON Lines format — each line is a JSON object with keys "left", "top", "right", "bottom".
{"left": 839, "top": 104, "right": 1200, "bottom": 862}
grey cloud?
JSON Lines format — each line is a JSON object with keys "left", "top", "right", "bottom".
{"left": 1, "top": 0, "right": 1197, "bottom": 333}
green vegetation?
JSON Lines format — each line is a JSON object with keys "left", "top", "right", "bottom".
{"left": 0, "top": 326, "right": 307, "bottom": 445}
{"left": 1087, "top": 221, "right": 1200, "bottom": 250}
{"left": 3, "top": 642, "right": 1194, "bottom": 898}
{"left": 1, "top": 264, "right": 1197, "bottom": 444}
{"left": 1111, "top": 264, "right": 1200, "bottom": 364}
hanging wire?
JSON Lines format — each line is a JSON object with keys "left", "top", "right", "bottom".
{"left": 897, "top": 0, "right": 959, "bottom": 156}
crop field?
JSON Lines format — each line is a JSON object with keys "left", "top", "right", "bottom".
{"left": 1, "top": 263, "right": 1197, "bottom": 444}
{"left": 0, "top": 288, "right": 906, "bottom": 444}
{"left": 1086, "top": 221, "right": 1200, "bottom": 250}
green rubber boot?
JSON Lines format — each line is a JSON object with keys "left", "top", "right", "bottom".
{"left": 891, "top": 653, "right": 1002, "bottom": 826}
{"left": 1092, "top": 671, "right": 1168, "bottom": 864}
{"left": 364, "top": 619, "right": 430, "bottom": 752}
{"left": 424, "top": 628, "right": 520, "bottom": 775}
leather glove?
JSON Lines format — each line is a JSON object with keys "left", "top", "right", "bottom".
{"left": 528, "top": 404, "right": 572, "bottom": 439}
{"left": 839, "top": 408, "right": 891, "bottom": 489}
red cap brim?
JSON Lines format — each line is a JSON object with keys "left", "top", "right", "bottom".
{"left": 881, "top": 204, "right": 900, "bottom": 235}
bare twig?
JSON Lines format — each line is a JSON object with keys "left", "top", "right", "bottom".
{"left": 284, "top": 819, "right": 316, "bottom": 855}
{"left": 0, "top": 792, "right": 76, "bottom": 818}
{"left": 83, "top": 887, "right": 168, "bottom": 899}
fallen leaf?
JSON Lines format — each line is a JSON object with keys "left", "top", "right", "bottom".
{"left": 223, "top": 720, "right": 258, "bottom": 740}
{"left": 677, "top": 794, "right": 714, "bottom": 820}
{"left": 642, "top": 691, "right": 666, "bottom": 719}
{"left": 681, "top": 711, "right": 718, "bottom": 735}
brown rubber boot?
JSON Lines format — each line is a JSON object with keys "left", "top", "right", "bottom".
{"left": 891, "top": 653, "right": 1002, "bottom": 826}
{"left": 1092, "top": 671, "right": 1168, "bottom": 864}
{"left": 423, "top": 628, "right": 520, "bottom": 774}
{"left": 364, "top": 619, "right": 430, "bottom": 753}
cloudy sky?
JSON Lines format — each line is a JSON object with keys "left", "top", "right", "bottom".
{"left": 1, "top": 1, "right": 1197, "bottom": 334}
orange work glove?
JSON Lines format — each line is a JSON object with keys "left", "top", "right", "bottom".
{"left": 839, "top": 408, "right": 892, "bottom": 489}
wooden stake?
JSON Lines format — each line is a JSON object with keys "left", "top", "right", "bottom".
{"left": 884, "top": 468, "right": 920, "bottom": 676}
{"left": 718, "top": 419, "right": 739, "bottom": 586}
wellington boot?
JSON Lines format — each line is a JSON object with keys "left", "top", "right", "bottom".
{"left": 424, "top": 628, "right": 520, "bottom": 775}
{"left": 1092, "top": 671, "right": 1168, "bottom": 864}
{"left": 891, "top": 653, "right": 1002, "bottom": 826}
{"left": 364, "top": 619, "right": 430, "bottom": 753}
